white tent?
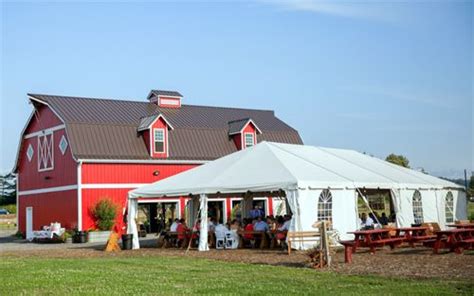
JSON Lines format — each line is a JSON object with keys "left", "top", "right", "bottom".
{"left": 127, "top": 142, "right": 466, "bottom": 250}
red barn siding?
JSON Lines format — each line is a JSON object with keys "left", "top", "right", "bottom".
{"left": 151, "top": 117, "right": 169, "bottom": 158}
{"left": 24, "top": 105, "right": 63, "bottom": 134}
{"left": 80, "top": 163, "right": 197, "bottom": 230}
{"left": 242, "top": 123, "right": 257, "bottom": 148}
{"left": 19, "top": 128, "right": 77, "bottom": 191}
{"left": 142, "top": 129, "right": 150, "bottom": 155}
{"left": 233, "top": 133, "right": 242, "bottom": 150}
{"left": 82, "top": 163, "right": 197, "bottom": 184}
{"left": 81, "top": 188, "right": 130, "bottom": 231}
{"left": 158, "top": 96, "right": 181, "bottom": 108}
{"left": 18, "top": 189, "right": 77, "bottom": 232}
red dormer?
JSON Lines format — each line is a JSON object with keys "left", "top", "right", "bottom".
{"left": 228, "top": 118, "right": 262, "bottom": 150}
{"left": 138, "top": 113, "right": 174, "bottom": 158}
{"left": 147, "top": 89, "right": 183, "bottom": 108}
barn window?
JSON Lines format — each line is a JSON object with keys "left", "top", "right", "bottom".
{"left": 244, "top": 133, "right": 255, "bottom": 147}
{"left": 59, "top": 135, "right": 68, "bottom": 155}
{"left": 445, "top": 191, "right": 454, "bottom": 223}
{"left": 37, "top": 132, "right": 54, "bottom": 171}
{"left": 412, "top": 190, "right": 423, "bottom": 224}
{"left": 154, "top": 128, "right": 165, "bottom": 153}
{"left": 317, "top": 189, "right": 333, "bottom": 223}
{"left": 26, "top": 144, "right": 34, "bottom": 162}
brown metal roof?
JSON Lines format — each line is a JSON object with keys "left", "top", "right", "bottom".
{"left": 28, "top": 93, "right": 303, "bottom": 161}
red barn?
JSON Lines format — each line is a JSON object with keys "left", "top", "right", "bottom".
{"left": 14, "top": 90, "right": 302, "bottom": 234}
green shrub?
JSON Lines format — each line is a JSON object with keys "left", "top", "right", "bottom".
{"left": 91, "top": 198, "right": 117, "bottom": 231}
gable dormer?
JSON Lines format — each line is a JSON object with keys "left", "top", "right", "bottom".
{"left": 147, "top": 90, "right": 182, "bottom": 108}
{"left": 138, "top": 113, "right": 174, "bottom": 158}
{"left": 228, "top": 118, "right": 262, "bottom": 150}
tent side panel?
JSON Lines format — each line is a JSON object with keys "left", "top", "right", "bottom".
{"left": 332, "top": 189, "right": 358, "bottom": 241}
{"left": 421, "top": 190, "right": 441, "bottom": 226}
{"left": 396, "top": 189, "right": 415, "bottom": 227}
{"left": 455, "top": 190, "right": 468, "bottom": 221}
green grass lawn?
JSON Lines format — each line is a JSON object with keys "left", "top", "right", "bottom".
{"left": 0, "top": 256, "right": 472, "bottom": 295}
{"left": 0, "top": 222, "right": 16, "bottom": 230}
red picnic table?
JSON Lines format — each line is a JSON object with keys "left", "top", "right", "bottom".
{"left": 426, "top": 228, "right": 474, "bottom": 254}
{"left": 348, "top": 229, "right": 404, "bottom": 254}
{"left": 395, "top": 227, "right": 433, "bottom": 247}
{"left": 446, "top": 223, "right": 474, "bottom": 229}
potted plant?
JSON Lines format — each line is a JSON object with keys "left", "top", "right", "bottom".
{"left": 72, "top": 228, "right": 88, "bottom": 243}
{"left": 62, "top": 230, "right": 74, "bottom": 243}
{"left": 88, "top": 198, "right": 117, "bottom": 243}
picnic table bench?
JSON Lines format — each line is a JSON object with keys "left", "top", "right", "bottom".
{"left": 427, "top": 228, "right": 474, "bottom": 254}
{"left": 395, "top": 227, "right": 433, "bottom": 247}
{"left": 287, "top": 231, "right": 320, "bottom": 255}
{"left": 348, "top": 229, "right": 404, "bottom": 254}
{"left": 446, "top": 223, "right": 474, "bottom": 229}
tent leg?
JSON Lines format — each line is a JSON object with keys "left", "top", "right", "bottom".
{"left": 198, "top": 194, "right": 209, "bottom": 251}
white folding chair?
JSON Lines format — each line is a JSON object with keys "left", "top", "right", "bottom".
{"left": 225, "top": 231, "right": 236, "bottom": 249}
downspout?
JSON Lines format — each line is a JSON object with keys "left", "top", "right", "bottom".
{"left": 77, "top": 161, "right": 82, "bottom": 231}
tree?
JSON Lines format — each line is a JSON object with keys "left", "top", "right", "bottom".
{"left": 468, "top": 175, "right": 474, "bottom": 197}
{"left": 385, "top": 154, "right": 410, "bottom": 168}
{"left": 0, "top": 173, "right": 16, "bottom": 205}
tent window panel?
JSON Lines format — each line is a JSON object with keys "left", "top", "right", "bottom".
{"left": 317, "top": 189, "right": 333, "bottom": 224}
{"left": 445, "top": 191, "right": 454, "bottom": 223}
{"left": 412, "top": 190, "right": 423, "bottom": 224}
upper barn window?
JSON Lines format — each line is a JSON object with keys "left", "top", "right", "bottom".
{"left": 318, "top": 189, "right": 333, "bottom": 224}
{"left": 245, "top": 133, "right": 255, "bottom": 147}
{"left": 37, "top": 132, "right": 54, "bottom": 171}
{"left": 412, "top": 190, "right": 423, "bottom": 224}
{"left": 445, "top": 191, "right": 454, "bottom": 223}
{"left": 154, "top": 128, "right": 165, "bottom": 153}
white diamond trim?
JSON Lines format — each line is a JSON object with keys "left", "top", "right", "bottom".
{"left": 26, "top": 144, "right": 34, "bottom": 162}
{"left": 59, "top": 135, "right": 68, "bottom": 155}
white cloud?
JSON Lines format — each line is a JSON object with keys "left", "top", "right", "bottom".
{"left": 259, "top": 0, "right": 400, "bottom": 23}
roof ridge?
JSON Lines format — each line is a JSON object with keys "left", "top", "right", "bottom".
{"left": 28, "top": 93, "right": 275, "bottom": 113}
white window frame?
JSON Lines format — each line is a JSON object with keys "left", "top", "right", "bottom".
{"left": 412, "top": 190, "right": 423, "bottom": 224}
{"left": 445, "top": 191, "right": 454, "bottom": 223}
{"left": 317, "top": 189, "right": 333, "bottom": 225}
{"left": 244, "top": 132, "right": 255, "bottom": 148}
{"left": 37, "top": 131, "right": 54, "bottom": 172}
{"left": 153, "top": 128, "right": 165, "bottom": 153}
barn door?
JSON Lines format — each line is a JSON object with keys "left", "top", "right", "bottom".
{"left": 26, "top": 207, "right": 33, "bottom": 240}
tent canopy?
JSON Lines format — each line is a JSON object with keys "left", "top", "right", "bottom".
{"left": 130, "top": 142, "right": 463, "bottom": 198}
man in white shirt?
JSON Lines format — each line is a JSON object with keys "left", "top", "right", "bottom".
{"left": 361, "top": 213, "right": 374, "bottom": 229}
{"left": 170, "top": 219, "right": 180, "bottom": 232}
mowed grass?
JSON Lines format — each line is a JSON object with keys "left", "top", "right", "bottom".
{"left": 0, "top": 256, "right": 472, "bottom": 295}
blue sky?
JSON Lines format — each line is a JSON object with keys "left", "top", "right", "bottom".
{"left": 1, "top": 1, "right": 472, "bottom": 177}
